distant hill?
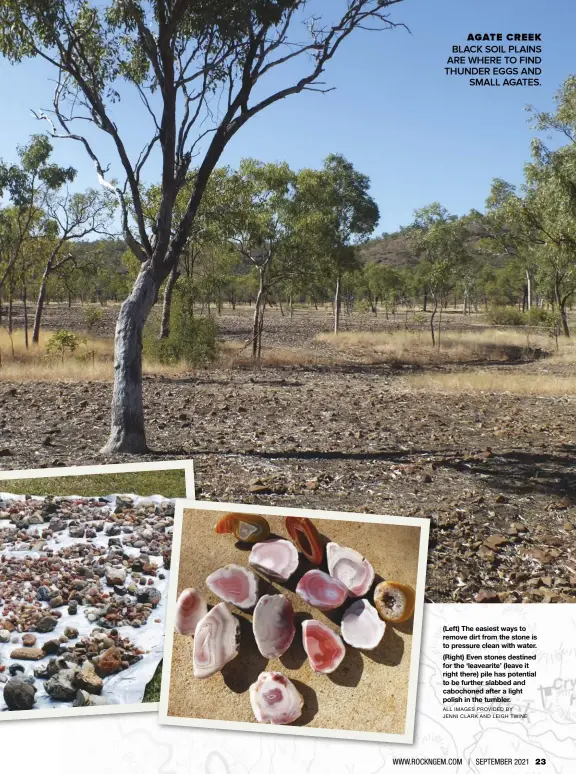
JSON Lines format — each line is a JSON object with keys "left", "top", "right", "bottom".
{"left": 359, "top": 222, "right": 507, "bottom": 270}
{"left": 360, "top": 231, "right": 420, "bottom": 269}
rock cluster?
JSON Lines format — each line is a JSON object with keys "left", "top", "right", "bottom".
{"left": 0, "top": 495, "right": 173, "bottom": 710}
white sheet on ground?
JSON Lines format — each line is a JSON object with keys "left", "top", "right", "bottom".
{"left": 0, "top": 493, "right": 174, "bottom": 711}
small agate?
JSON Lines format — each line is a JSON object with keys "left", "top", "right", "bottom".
{"left": 249, "top": 539, "right": 299, "bottom": 582}
{"left": 341, "top": 599, "right": 385, "bottom": 649}
{"left": 295, "top": 569, "right": 348, "bottom": 611}
{"left": 302, "top": 619, "right": 345, "bottom": 674}
{"left": 174, "top": 588, "right": 207, "bottom": 636}
{"left": 374, "top": 581, "right": 416, "bottom": 624}
{"left": 206, "top": 564, "right": 259, "bottom": 609}
{"left": 253, "top": 594, "right": 295, "bottom": 658}
{"left": 215, "top": 513, "right": 270, "bottom": 543}
{"left": 326, "top": 542, "right": 375, "bottom": 597}
{"left": 249, "top": 672, "right": 303, "bottom": 725}
{"left": 193, "top": 603, "right": 240, "bottom": 678}
{"left": 285, "top": 516, "right": 323, "bottom": 564}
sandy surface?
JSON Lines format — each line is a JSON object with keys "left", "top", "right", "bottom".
{"left": 167, "top": 509, "right": 423, "bottom": 735}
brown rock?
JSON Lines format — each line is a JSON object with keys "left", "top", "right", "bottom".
{"left": 42, "top": 639, "right": 61, "bottom": 654}
{"left": 36, "top": 616, "right": 58, "bottom": 633}
{"left": 509, "top": 522, "right": 528, "bottom": 535}
{"left": 478, "top": 545, "right": 496, "bottom": 562}
{"left": 9, "top": 647, "right": 45, "bottom": 661}
{"left": 74, "top": 662, "right": 103, "bottom": 695}
{"left": 523, "top": 548, "right": 561, "bottom": 564}
{"left": 22, "top": 634, "right": 37, "bottom": 647}
{"left": 483, "top": 534, "right": 508, "bottom": 551}
{"left": 95, "top": 646, "right": 122, "bottom": 677}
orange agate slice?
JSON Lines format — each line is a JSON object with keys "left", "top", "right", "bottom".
{"left": 214, "top": 513, "right": 270, "bottom": 543}
{"left": 285, "top": 516, "right": 323, "bottom": 564}
{"left": 373, "top": 581, "right": 415, "bottom": 624}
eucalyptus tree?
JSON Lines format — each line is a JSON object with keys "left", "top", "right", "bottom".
{"left": 226, "top": 159, "right": 312, "bottom": 357}
{"left": 32, "top": 187, "right": 114, "bottom": 342}
{"left": 411, "top": 203, "right": 467, "bottom": 347}
{"left": 297, "top": 153, "right": 379, "bottom": 334}
{"left": 483, "top": 161, "right": 576, "bottom": 337}
{"left": 0, "top": 0, "right": 407, "bottom": 453}
{"left": 0, "top": 134, "right": 76, "bottom": 296}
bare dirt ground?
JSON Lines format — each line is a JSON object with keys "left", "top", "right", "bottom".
{"left": 1, "top": 305, "right": 576, "bottom": 604}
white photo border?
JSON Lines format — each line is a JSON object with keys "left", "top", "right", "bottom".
{"left": 159, "top": 499, "right": 430, "bottom": 744}
{"left": 0, "top": 457, "right": 195, "bottom": 720}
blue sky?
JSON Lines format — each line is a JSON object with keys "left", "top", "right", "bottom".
{"left": 0, "top": 0, "right": 573, "bottom": 234}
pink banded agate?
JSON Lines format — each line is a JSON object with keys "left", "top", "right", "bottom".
{"left": 295, "top": 569, "right": 349, "bottom": 610}
{"left": 249, "top": 671, "right": 304, "bottom": 724}
{"left": 206, "top": 564, "right": 259, "bottom": 609}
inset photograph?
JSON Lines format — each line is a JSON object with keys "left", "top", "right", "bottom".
{"left": 159, "top": 502, "right": 428, "bottom": 743}
{"left": 0, "top": 460, "right": 194, "bottom": 718}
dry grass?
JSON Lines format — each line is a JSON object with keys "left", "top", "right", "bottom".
{"left": 316, "top": 329, "right": 558, "bottom": 364}
{"left": 0, "top": 329, "right": 193, "bottom": 381}
{"left": 219, "top": 340, "right": 331, "bottom": 368}
{"left": 404, "top": 371, "right": 576, "bottom": 396}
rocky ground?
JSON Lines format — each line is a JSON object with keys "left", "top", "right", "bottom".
{"left": 0, "top": 495, "right": 173, "bottom": 710}
{"left": 1, "top": 307, "right": 575, "bottom": 605}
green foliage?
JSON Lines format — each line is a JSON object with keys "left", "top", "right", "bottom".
{"left": 46, "top": 329, "right": 83, "bottom": 357}
{"left": 83, "top": 306, "right": 104, "bottom": 332}
{"left": 524, "top": 307, "right": 549, "bottom": 325}
{"left": 296, "top": 154, "right": 380, "bottom": 283}
{"left": 485, "top": 306, "right": 552, "bottom": 327}
{"left": 486, "top": 306, "right": 526, "bottom": 326}
{"left": 411, "top": 203, "right": 468, "bottom": 306}
{"left": 144, "top": 281, "right": 218, "bottom": 366}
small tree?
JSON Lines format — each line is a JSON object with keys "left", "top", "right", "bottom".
{"left": 411, "top": 203, "right": 467, "bottom": 348}
{"left": 297, "top": 154, "right": 379, "bottom": 334}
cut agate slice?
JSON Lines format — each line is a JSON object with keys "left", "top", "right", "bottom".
{"left": 341, "top": 599, "right": 385, "bottom": 649}
{"left": 374, "top": 581, "right": 416, "bottom": 624}
{"left": 193, "top": 603, "right": 240, "bottom": 678}
{"left": 295, "top": 569, "right": 348, "bottom": 610}
{"left": 302, "top": 619, "right": 345, "bottom": 674}
{"left": 253, "top": 594, "right": 295, "bottom": 658}
{"left": 175, "top": 588, "right": 208, "bottom": 636}
{"left": 206, "top": 564, "right": 259, "bottom": 609}
{"left": 326, "top": 542, "right": 375, "bottom": 597}
{"left": 249, "top": 672, "right": 303, "bottom": 725}
{"left": 249, "top": 539, "right": 299, "bottom": 582}
{"left": 285, "top": 516, "right": 324, "bottom": 564}
{"left": 214, "top": 513, "right": 270, "bottom": 543}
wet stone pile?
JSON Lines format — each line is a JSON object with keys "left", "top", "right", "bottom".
{"left": 0, "top": 494, "right": 174, "bottom": 710}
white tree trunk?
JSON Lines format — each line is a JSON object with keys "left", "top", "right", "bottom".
{"left": 525, "top": 269, "right": 532, "bottom": 311}
{"left": 101, "top": 266, "right": 158, "bottom": 454}
{"left": 333, "top": 275, "right": 341, "bottom": 335}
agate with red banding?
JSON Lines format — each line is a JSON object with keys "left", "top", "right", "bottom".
{"left": 326, "top": 542, "right": 375, "bottom": 597}
{"left": 285, "top": 516, "right": 324, "bottom": 564}
{"left": 302, "top": 619, "right": 345, "bottom": 674}
{"left": 249, "top": 539, "right": 299, "bottom": 582}
{"left": 249, "top": 671, "right": 303, "bottom": 725}
{"left": 175, "top": 588, "right": 207, "bottom": 636}
{"left": 206, "top": 564, "right": 259, "bottom": 609}
{"left": 295, "top": 569, "right": 348, "bottom": 610}
{"left": 341, "top": 599, "right": 385, "bottom": 649}
{"left": 253, "top": 594, "right": 295, "bottom": 659}
{"left": 214, "top": 513, "right": 270, "bottom": 543}
{"left": 193, "top": 602, "right": 240, "bottom": 678}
